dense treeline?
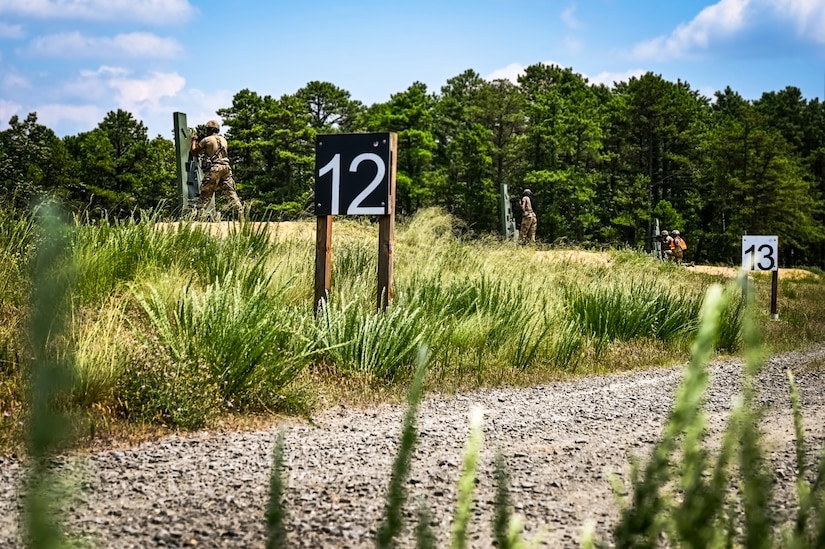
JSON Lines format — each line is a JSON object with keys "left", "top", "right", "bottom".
{"left": 2, "top": 64, "right": 824, "bottom": 266}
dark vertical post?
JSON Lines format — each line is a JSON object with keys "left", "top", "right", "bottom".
{"left": 314, "top": 215, "right": 333, "bottom": 315}
{"left": 377, "top": 133, "right": 398, "bottom": 311}
{"left": 770, "top": 269, "right": 779, "bottom": 319}
{"left": 173, "top": 112, "right": 191, "bottom": 213}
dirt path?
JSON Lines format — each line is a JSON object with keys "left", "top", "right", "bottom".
{"left": 2, "top": 347, "right": 824, "bottom": 548}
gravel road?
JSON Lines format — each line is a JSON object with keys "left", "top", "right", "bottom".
{"left": 2, "top": 346, "right": 825, "bottom": 548}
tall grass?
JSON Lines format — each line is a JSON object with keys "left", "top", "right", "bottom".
{"left": 313, "top": 296, "right": 426, "bottom": 381}
{"left": 451, "top": 406, "right": 484, "bottom": 549}
{"left": 70, "top": 215, "right": 276, "bottom": 306}
{"left": 126, "top": 269, "right": 314, "bottom": 427}
{"left": 69, "top": 299, "right": 130, "bottom": 408}
{"left": 785, "top": 371, "right": 825, "bottom": 548}
{"left": 565, "top": 279, "right": 705, "bottom": 347}
{"left": 0, "top": 206, "right": 820, "bottom": 443}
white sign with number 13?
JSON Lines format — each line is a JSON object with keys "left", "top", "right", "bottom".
{"left": 741, "top": 235, "right": 778, "bottom": 271}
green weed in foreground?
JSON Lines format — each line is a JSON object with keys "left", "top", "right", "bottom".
{"left": 375, "top": 346, "right": 428, "bottom": 548}
{"left": 25, "top": 204, "right": 75, "bottom": 549}
{"left": 266, "top": 429, "right": 288, "bottom": 549}
{"left": 603, "top": 277, "right": 825, "bottom": 548}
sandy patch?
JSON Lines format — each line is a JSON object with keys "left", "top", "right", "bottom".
{"left": 157, "top": 221, "right": 315, "bottom": 241}
{"left": 154, "top": 223, "right": 820, "bottom": 281}
{"left": 691, "top": 264, "right": 817, "bottom": 279}
{"left": 532, "top": 250, "right": 612, "bottom": 267}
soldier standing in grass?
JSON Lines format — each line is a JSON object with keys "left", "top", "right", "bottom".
{"left": 661, "top": 230, "right": 674, "bottom": 261}
{"left": 519, "top": 188, "right": 537, "bottom": 243}
{"left": 672, "top": 229, "right": 687, "bottom": 264}
{"left": 190, "top": 119, "right": 244, "bottom": 221}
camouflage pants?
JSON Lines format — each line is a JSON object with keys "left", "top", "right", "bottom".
{"left": 520, "top": 214, "right": 537, "bottom": 242}
{"left": 199, "top": 163, "right": 243, "bottom": 219}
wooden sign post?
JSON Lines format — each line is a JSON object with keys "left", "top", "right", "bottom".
{"left": 741, "top": 235, "right": 779, "bottom": 320}
{"left": 313, "top": 132, "right": 398, "bottom": 313}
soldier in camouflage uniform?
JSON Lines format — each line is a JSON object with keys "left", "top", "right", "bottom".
{"left": 519, "top": 189, "right": 537, "bottom": 243}
{"left": 190, "top": 120, "right": 244, "bottom": 220}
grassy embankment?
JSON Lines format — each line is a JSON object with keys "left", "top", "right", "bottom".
{"left": 1, "top": 205, "right": 825, "bottom": 452}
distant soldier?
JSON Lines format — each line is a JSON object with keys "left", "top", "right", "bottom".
{"left": 661, "top": 230, "right": 674, "bottom": 261}
{"left": 672, "top": 229, "right": 687, "bottom": 264}
{"left": 190, "top": 120, "right": 244, "bottom": 220}
{"left": 519, "top": 189, "right": 537, "bottom": 243}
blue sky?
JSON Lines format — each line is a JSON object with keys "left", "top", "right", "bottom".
{"left": 1, "top": 0, "right": 824, "bottom": 139}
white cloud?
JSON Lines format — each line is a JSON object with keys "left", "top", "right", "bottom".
{"left": 0, "top": 99, "right": 22, "bottom": 127}
{"left": 3, "top": 72, "right": 31, "bottom": 89}
{"left": 486, "top": 62, "right": 645, "bottom": 89}
{"left": 154, "top": 87, "right": 234, "bottom": 136}
{"left": 108, "top": 71, "right": 186, "bottom": 109}
{"left": 633, "top": 0, "right": 825, "bottom": 61}
{"left": 29, "top": 32, "right": 183, "bottom": 58}
{"left": 0, "top": 0, "right": 195, "bottom": 23}
{"left": 486, "top": 62, "right": 529, "bottom": 83}
{"left": 0, "top": 22, "right": 24, "bottom": 39}
{"left": 25, "top": 103, "right": 104, "bottom": 131}
{"left": 589, "top": 69, "right": 647, "bottom": 87}
{"left": 561, "top": 5, "right": 583, "bottom": 29}
{"left": 633, "top": 0, "right": 749, "bottom": 60}
{"left": 774, "top": 0, "right": 825, "bottom": 43}
{"left": 63, "top": 66, "right": 186, "bottom": 108}
{"left": 59, "top": 66, "right": 201, "bottom": 136}
{"left": 0, "top": 63, "right": 229, "bottom": 137}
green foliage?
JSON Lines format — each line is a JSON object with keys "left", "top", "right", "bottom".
{"left": 600, "top": 276, "right": 825, "bottom": 548}
{"left": 25, "top": 203, "right": 76, "bottom": 548}
{"left": 451, "top": 407, "right": 484, "bottom": 549}
{"left": 653, "top": 200, "right": 684, "bottom": 232}
{"left": 376, "top": 347, "right": 428, "bottom": 548}
{"left": 6, "top": 63, "right": 825, "bottom": 264}
{"left": 312, "top": 297, "right": 426, "bottom": 382}
{"left": 565, "top": 279, "right": 705, "bottom": 346}
{"left": 266, "top": 430, "right": 288, "bottom": 549}
{"left": 0, "top": 114, "right": 79, "bottom": 211}
{"left": 132, "top": 270, "right": 311, "bottom": 410}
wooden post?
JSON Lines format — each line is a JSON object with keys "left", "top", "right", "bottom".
{"left": 377, "top": 133, "right": 398, "bottom": 311}
{"left": 770, "top": 269, "right": 779, "bottom": 320}
{"left": 314, "top": 215, "right": 333, "bottom": 314}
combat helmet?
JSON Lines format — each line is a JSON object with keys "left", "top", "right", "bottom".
{"left": 206, "top": 120, "right": 220, "bottom": 131}
{"left": 523, "top": 188, "right": 532, "bottom": 195}
{"left": 661, "top": 230, "right": 669, "bottom": 236}
{"left": 672, "top": 230, "right": 680, "bottom": 236}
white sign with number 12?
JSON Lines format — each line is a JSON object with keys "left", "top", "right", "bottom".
{"left": 741, "top": 235, "right": 778, "bottom": 271}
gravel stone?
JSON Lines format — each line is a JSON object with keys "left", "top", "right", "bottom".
{"left": 1, "top": 346, "right": 824, "bottom": 548}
